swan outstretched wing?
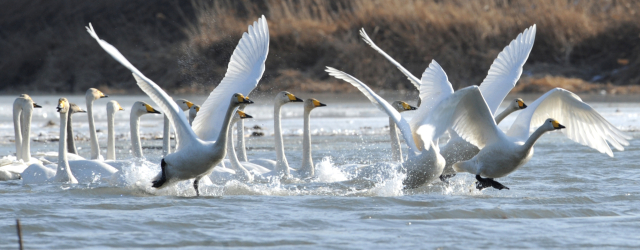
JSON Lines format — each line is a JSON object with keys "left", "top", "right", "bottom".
{"left": 360, "top": 28, "right": 421, "bottom": 89}
{"left": 478, "top": 24, "right": 536, "bottom": 115}
{"left": 506, "top": 88, "right": 629, "bottom": 157}
{"left": 409, "top": 60, "right": 454, "bottom": 132}
{"left": 192, "top": 16, "right": 269, "bottom": 142}
{"left": 86, "top": 23, "right": 197, "bottom": 149}
{"left": 416, "top": 86, "right": 503, "bottom": 150}
{"left": 326, "top": 67, "right": 419, "bottom": 155}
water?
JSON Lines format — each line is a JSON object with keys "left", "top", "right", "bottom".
{"left": 1, "top": 94, "right": 640, "bottom": 249}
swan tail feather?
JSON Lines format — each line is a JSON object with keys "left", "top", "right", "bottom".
{"left": 152, "top": 159, "right": 167, "bottom": 188}
{"left": 453, "top": 161, "right": 475, "bottom": 174}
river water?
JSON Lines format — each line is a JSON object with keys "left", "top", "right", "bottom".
{"left": 1, "top": 94, "right": 639, "bottom": 249}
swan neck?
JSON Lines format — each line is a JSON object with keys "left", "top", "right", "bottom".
{"left": 300, "top": 107, "right": 314, "bottom": 177}
{"left": 20, "top": 105, "right": 33, "bottom": 162}
{"left": 274, "top": 103, "right": 290, "bottom": 176}
{"left": 162, "top": 115, "right": 171, "bottom": 157}
{"left": 494, "top": 106, "right": 515, "bottom": 124}
{"left": 130, "top": 111, "right": 143, "bottom": 158}
{"left": 389, "top": 117, "right": 403, "bottom": 162}
{"left": 13, "top": 101, "right": 22, "bottom": 161}
{"left": 55, "top": 110, "right": 75, "bottom": 182}
{"left": 86, "top": 98, "right": 101, "bottom": 159}
{"left": 236, "top": 118, "right": 247, "bottom": 162}
{"left": 66, "top": 112, "right": 78, "bottom": 155}
{"left": 107, "top": 111, "right": 116, "bottom": 160}
{"left": 523, "top": 126, "right": 548, "bottom": 151}
{"left": 212, "top": 102, "right": 237, "bottom": 159}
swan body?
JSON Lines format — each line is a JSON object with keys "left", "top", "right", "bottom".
{"left": 87, "top": 15, "right": 268, "bottom": 196}
{"left": 130, "top": 101, "right": 161, "bottom": 158}
{"left": 416, "top": 86, "right": 629, "bottom": 190}
{"left": 326, "top": 67, "right": 444, "bottom": 189}
{"left": 86, "top": 88, "right": 108, "bottom": 160}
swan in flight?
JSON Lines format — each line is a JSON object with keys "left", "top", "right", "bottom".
{"left": 326, "top": 67, "right": 445, "bottom": 188}
{"left": 130, "top": 101, "right": 162, "bottom": 158}
{"left": 87, "top": 15, "right": 269, "bottom": 196}
{"left": 362, "top": 25, "right": 537, "bottom": 180}
{"left": 389, "top": 101, "right": 417, "bottom": 162}
{"left": 298, "top": 98, "right": 327, "bottom": 178}
{"left": 415, "top": 86, "right": 629, "bottom": 190}
{"left": 65, "top": 103, "right": 87, "bottom": 155}
{"left": 85, "top": 88, "right": 109, "bottom": 160}
{"left": 22, "top": 98, "right": 118, "bottom": 184}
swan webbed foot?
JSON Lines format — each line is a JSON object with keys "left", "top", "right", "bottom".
{"left": 151, "top": 159, "right": 167, "bottom": 188}
{"left": 193, "top": 178, "right": 200, "bottom": 197}
{"left": 475, "top": 175, "right": 509, "bottom": 190}
{"left": 439, "top": 174, "right": 455, "bottom": 184}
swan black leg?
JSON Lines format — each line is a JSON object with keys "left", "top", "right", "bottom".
{"left": 439, "top": 174, "right": 456, "bottom": 183}
{"left": 193, "top": 178, "right": 200, "bottom": 196}
{"left": 152, "top": 159, "right": 167, "bottom": 188}
{"left": 475, "top": 175, "right": 509, "bottom": 190}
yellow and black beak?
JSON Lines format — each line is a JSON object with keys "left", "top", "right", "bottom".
{"left": 33, "top": 103, "right": 42, "bottom": 108}
{"left": 118, "top": 105, "right": 124, "bottom": 111}
{"left": 402, "top": 102, "right": 417, "bottom": 111}
{"left": 56, "top": 99, "right": 65, "bottom": 112}
{"left": 552, "top": 120, "right": 566, "bottom": 130}
{"left": 312, "top": 99, "right": 327, "bottom": 107}
{"left": 195, "top": 106, "right": 200, "bottom": 112}
{"left": 185, "top": 101, "right": 194, "bottom": 108}
{"left": 517, "top": 100, "right": 527, "bottom": 109}
{"left": 238, "top": 110, "right": 253, "bottom": 119}
{"left": 145, "top": 104, "right": 161, "bottom": 114}
{"left": 99, "top": 91, "right": 108, "bottom": 98}
{"left": 287, "top": 93, "right": 303, "bottom": 102}
{"left": 236, "top": 94, "right": 254, "bottom": 104}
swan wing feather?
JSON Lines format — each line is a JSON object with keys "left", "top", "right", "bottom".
{"left": 192, "top": 15, "right": 269, "bottom": 141}
{"left": 506, "top": 88, "right": 629, "bottom": 156}
{"left": 85, "top": 23, "right": 197, "bottom": 149}
{"left": 479, "top": 24, "right": 536, "bottom": 115}
{"left": 326, "top": 67, "right": 419, "bottom": 154}
{"left": 409, "top": 60, "right": 454, "bottom": 131}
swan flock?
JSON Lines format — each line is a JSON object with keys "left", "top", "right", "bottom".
{"left": 2, "top": 16, "right": 630, "bottom": 196}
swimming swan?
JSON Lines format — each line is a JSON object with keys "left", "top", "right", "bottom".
{"left": 66, "top": 103, "right": 87, "bottom": 155}
{"left": 298, "top": 98, "right": 327, "bottom": 178}
{"left": 326, "top": 67, "right": 445, "bottom": 188}
{"left": 415, "top": 87, "right": 629, "bottom": 190}
{"left": 22, "top": 98, "right": 118, "bottom": 184}
{"left": 389, "top": 101, "right": 417, "bottom": 162}
{"left": 87, "top": 15, "right": 269, "bottom": 196}
{"left": 219, "top": 111, "right": 271, "bottom": 183}
{"left": 86, "top": 88, "right": 109, "bottom": 160}
{"left": 0, "top": 95, "right": 42, "bottom": 180}
{"left": 105, "top": 100, "right": 124, "bottom": 161}
{"left": 130, "top": 101, "right": 162, "bottom": 158}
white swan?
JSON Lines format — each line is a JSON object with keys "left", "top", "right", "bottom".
{"left": 163, "top": 99, "right": 193, "bottom": 155}
{"left": 87, "top": 15, "right": 269, "bottom": 196}
{"left": 235, "top": 103, "right": 249, "bottom": 162}
{"left": 271, "top": 91, "right": 304, "bottom": 177}
{"left": 188, "top": 104, "right": 200, "bottom": 126}
{"left": 298, "top": 98, "right": 327, "bottom": 178}
{"left": 22, "top": 98, "right": 118, "bottom": 184}
{"left": 362, "top": 25, "right": 537, "bottom": 181}
{"left": 105, "top": 100, "right": 124, "bottom": 161}
{"left": 130, "top": 101, "right": 162, "bottom": 158}
{"left": 0, "top": 95, "right": 42, "bottom": 180}
{"left": 326, "top": 67, "right": 445, "bottom": 188}
{"left": 66, "top": 103, "right": 87, "bottom": 155}
{"left": 415, "top": 86, "right": 629, "bottom": 190}
{"left": 389, "top": 101, "right": 417, "bottom": 162}
{"left": 86, "top": 88, "right": 108, "bottom": 160}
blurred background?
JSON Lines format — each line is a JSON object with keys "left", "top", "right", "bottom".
{"left": 1, "top": 0, "right": 639, "bottom": 95}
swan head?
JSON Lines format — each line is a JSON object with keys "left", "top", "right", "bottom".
{"left": 56, "top": 98, "right": 69, "bottom": 113}
{"left": 543, "top": 118, "right": 566, "bottom": 131}
{"left": 232, "top": 93, "right": 254, "bottom": 106}
{"left": 17, "top": 94, "right": 42, "bottom": 109}
{"left": 304, "top": 98, "right": 327, "bottom": 111}
{"left": 391, "top": 101, "right": 417, "bottom": 113}
{"left": 511, "top": 98, "right": 528, "bottom": 110}
{"left": 275, "top": 91, "right": 303, "bottom": 105}
{"left": 86, "top": 88, "right": 108, "bottom": 101}
{"left": 237, "top": 110, "right": 252, "bottom": 119}
{"left": 176, "top": 99, "right": 194, "bottom": 111}
{"left": 189, "top": 105, "right": 201, "bottom": 121}
{"left": 69, "top": 103, "right": 87, "bottom": 114}
{"left": 106, "top": 100, "right": 124, "bottom": 115}
{"left": 132, "top": 101, "right": 161, "bottom": 117}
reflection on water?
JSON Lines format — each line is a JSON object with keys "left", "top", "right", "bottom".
{"left": 1, "top": 95, "right": 639, "bottom": 249}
